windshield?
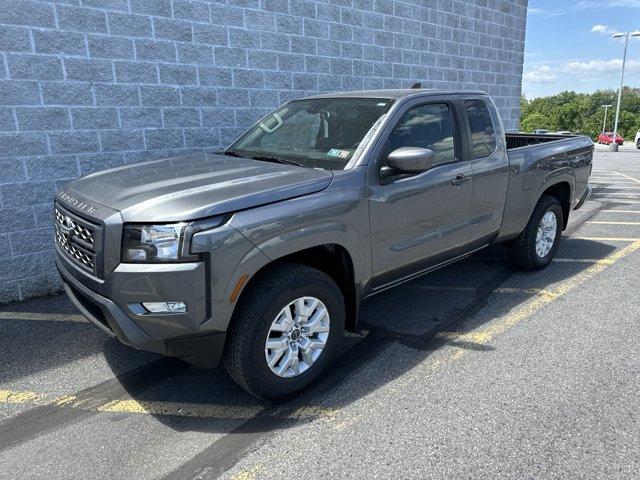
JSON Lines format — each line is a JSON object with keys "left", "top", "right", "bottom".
{"left": 226, "top": 97, "right": 393, "bottom": 170}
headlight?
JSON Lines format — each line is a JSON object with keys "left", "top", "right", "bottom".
{"left": 122, "top": 223, "right": 196, "bottom": 263}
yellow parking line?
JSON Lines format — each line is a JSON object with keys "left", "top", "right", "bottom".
{"left": 600, "top": 210, "right": 640, "bottom": 214}
{"left": 0, "top": 389, "right": 337, "bottom": 420}
{"left": 588, "top": 221, "right": 640, "bottom": 225}
{"left": 0, "top": 390, "right": 48, "bottom": 405}
{"left": 571, "top": 236, "right": 640, "bottom": 241}
{"left": 438, "top": 240, "right": 640, "bottom": 351}
{"left": 97, "top": 399, "right": 263, "bottom": 419}
{"left": 0, "top": 312, "right": 86, "bottom": 322}
{"left": 611, "top": 171, "right": 640, "bottom": 185}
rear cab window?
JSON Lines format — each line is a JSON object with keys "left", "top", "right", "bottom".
{"left": 464, "top": 99, "right": 497, "bottom": 158}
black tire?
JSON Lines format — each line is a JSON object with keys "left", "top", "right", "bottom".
{"left": 636, "top": 139, "right": 640, "bottom": 150}
{"left": 508, "top": 195, "right": 563, "bottom": 271}
{"left": 223, "top": 263, "right": 345, "bottom": 400}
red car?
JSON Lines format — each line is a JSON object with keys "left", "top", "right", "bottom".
{"left": 597, "top": 132, "right": 624, "bottom": 145}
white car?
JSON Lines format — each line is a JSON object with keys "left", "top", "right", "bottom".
{"left": 635, "top": 130, "right": 640, "bottom": 149}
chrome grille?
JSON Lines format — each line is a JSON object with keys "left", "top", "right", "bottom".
{"left": 54, "top": 205, "right": 97, "bottom": 274}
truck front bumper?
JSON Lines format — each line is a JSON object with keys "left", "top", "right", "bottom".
{"left": 56, "top": 254, "right": 226, "bottom": 368}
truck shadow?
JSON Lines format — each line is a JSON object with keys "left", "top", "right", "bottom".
{"left": 0, "top": 294, "right": 160, "bottom": 384}
{"left": 98, "top": 238, "right": 617, "bottom": 434}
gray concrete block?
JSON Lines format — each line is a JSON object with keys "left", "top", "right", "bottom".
{"left": 100, "top": 129, "right": 145, "bottom": 151}
{"left": 7, "top": 54, "right": 63, "bottom": 81}
{"left": 0, "top": 132, "right": 48, "bottom": 157}
{"left": 163, "top": 108, "right": 201, "bottom": 127}
{"left": 88, "top": 35, "right": 135, "bottom": 60}
{"left": 56, "top": 5, "right": 108, "bottom": 33}
{"left": 0, "top": 0, "right": 55, "bottom": 28}
{"left": 107, "top": 11, "right": 153, "bottom": 38}
{"left": 115, "top": 61, "right": 159, "bottom": 84}
{"left": 159, "top": 64, "right": 198, "bottom": 85}
{"left": 0, "top": 26, "right": 32, "bottom": 53}
{"left": 144, "top": 128, "right": 185, "bottom": 149}
{"left": 49, "top": 131, "right": 100, "bottom": 154}
{"left": 33, "top": 29, "right": 87, "bottom": 56}
{"left": 64, "top": 58, "right": 114, "bottom": 83}
{"left": 135, "top": 39, "right": 177, "bottom": 63}
{"left": 119, "top": 107, "right": 163, "bottom": 128}
{"left": 42, "top": 82, "right": 93, "bottom": 106}
{"left": 93, "top": 84, "right": 140, "bottom": 106}
{"left": 140, "top": 85, "right": 180, "bottom": 106}
{"left": 16, "top": 107, "right": 71, "bottom": 131}
{"left": 25, "top": 155, "right": 79, "bottom": 180}
{"left": 70, "top": 107, "right": 119, "bottom": 130}
{"left": 0, "top": 180, "right": 54, "bottom": 206}
{"left": 153, "top": 18, "right": 194, "bottom": 42}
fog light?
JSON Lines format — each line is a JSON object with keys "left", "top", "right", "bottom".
{"left": 142, "top": 302, "right": 187, "bottom": 314}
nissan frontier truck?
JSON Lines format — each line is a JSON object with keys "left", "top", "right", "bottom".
{"left": 54, "top": 89, "right": 593, "bottom": 399}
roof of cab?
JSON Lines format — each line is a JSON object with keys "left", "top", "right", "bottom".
{"left": 304, "top": 88, "right": 488, "bottom": 100}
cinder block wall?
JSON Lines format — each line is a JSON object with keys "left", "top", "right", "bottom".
{"left": 0, "top": 0, "right": 527, "bottom": 302}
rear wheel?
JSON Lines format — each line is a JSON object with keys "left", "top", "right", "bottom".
{"left": 223, "top": 263, "right": 345, "bottom": 400}
{"left": 508, "top": 195, "right": 563, "bottom": 270}
{"left": 636, "top": 139, "right": 640, "bottom": 149}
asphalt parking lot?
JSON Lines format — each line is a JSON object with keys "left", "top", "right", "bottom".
{"left": 1, "top": 145, "right": 639, "bottom": 479}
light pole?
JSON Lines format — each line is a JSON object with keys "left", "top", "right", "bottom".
{"left": 610, "top": 31, "right": 640, "bottom": 151}
{"left": 601, "top": 104, "right": 612, "bottom": 134}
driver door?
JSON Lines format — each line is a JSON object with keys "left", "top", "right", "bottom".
{"left": 368, "top": 100, "right": 473, "bottom": 289}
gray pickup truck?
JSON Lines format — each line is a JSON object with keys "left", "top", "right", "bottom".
{"left": 55, "top": 89, "right": 593, "bottom": 399}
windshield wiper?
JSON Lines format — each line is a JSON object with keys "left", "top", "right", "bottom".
{"left": 251, "top": 155, "right": 304, "bottom": 167}
{"left": 223, "top": 150, "right": 246, "bottom": 158}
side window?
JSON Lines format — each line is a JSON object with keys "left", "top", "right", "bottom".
{"left": 465, "top": 99, "right": 497, "bottom": 158}
{"left": 382, "top": 103, "right": 456, "bottom": 168}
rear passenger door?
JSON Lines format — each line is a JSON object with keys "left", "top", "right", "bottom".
{"left": 462, "top": 97, "right": 509, "bottom": 243}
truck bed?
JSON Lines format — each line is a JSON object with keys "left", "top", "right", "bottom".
{"left": 506, "top": 133, "right": 578, "bottom": 150}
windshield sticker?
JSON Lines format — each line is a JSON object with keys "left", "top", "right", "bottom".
{"left": 327, "top": 149, "right": 351, "bottom": 159}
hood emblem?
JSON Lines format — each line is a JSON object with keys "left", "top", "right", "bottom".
{"left": 58, "top": 191, "right": 97, "bottom": 214}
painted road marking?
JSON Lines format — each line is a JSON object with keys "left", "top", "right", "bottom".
{"left": 0, "top": 389, "right": 337, "bottom": 420}
{"left": 590, "top": 180, "right": 639, "bottom": 183}
{"left": 571, "top": 236, "right": 640, "bottom": 241}
{"left": 410, "top": 285, "right": 560, "bottom": 296}
{"left": 600, "top": 210, "right": 640, "bottom": 214}
{"left": 0, "top": 312, "right": 86, "bottom": 322}
{"left": 475, "top": 256, "right": 615, "bottom": 265}
{"left": 588, "top": 221, "right": 640, "bottom": 225}
{"left": 611, "top": 171, "right": 640, "bottom": 185}
{"left": 437, "top": 240, "right": 640, "bottom": 356}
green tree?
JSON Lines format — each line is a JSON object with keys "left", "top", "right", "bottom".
{"left": 519, "top": 87, "right": 640, "bottom": 140}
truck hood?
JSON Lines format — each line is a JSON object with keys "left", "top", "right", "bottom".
{"left": 65, "top": 153, "right": 333, "bottom": 222}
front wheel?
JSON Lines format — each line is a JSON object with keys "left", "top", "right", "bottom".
{"left": 508, "top": 195, "right": 563, "bottom": 270}
{"left": 223, "top": 263, "right": 345, "bottom": 400}
{"left": 636, "top": 139, "right": 640, "bottom": 149}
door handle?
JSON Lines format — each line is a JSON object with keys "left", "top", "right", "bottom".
{"left": 451, "top": 174, "right": 469, "bottom": 186}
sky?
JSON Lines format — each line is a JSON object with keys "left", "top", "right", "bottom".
{"left": 523, "top": 0, "right": 640, "bottom": 98}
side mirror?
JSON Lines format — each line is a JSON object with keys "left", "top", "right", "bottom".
{"left": 386, "top": 147, "right": 436, "bottom": 174}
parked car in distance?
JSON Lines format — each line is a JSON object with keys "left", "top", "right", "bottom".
{"left": 555, "top": 131, "right": 572, "bottom": 135}
{"left": 635, "top": 130, "right": 640, "bottom": 149}
{"left": 597, "top": 132, "right": 624, "bottom": 145}
{"left": 533, "top": 129, "right": 550, "bottom": 134}
{"left": 54, "top": 89, "right": 594, "bottom": 399}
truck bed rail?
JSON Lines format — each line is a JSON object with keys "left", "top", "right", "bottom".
{"left": 506, "top": 133, "right": 575, "bottom": 150}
